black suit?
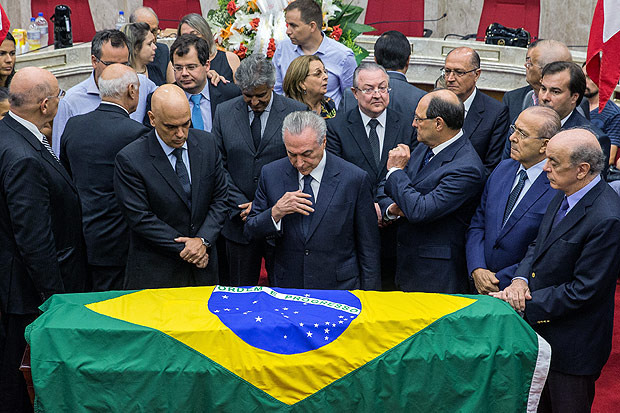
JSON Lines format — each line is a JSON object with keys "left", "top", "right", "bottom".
{"left": 0, "top": 113, "right": 87, "bottom": 410}
{"left": 339, "top": 71, "right": 426, "bottom": 123}
{"left": 462, "top": 89, "right": 509, "bottom": 175}
{"left": 515, "top": 179, "right": 620, "bottom": 409}
{"left": 60, "top": 103, "right": 150, "bottom": 291}
{"left": 113, "top": 129, "right": 228, "bottom": 289}
{"left": 502, "top": 85, "right": 533, "bottom": 126}
{"left": 142, "top": 81, "right": 241, "bottom": 129}
{"left": 212, "top": 93, "right": 308, "bottom": 286}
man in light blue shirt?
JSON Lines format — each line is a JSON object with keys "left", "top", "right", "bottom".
{"left": 273, "top": 0, "right": 357, "bottom": 108}
{"left": 51, "top": 29, "right": 155, "bottom": 156}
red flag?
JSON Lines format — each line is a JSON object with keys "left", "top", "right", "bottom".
{"left": 0, "top": 3, "right": 10, "bottom": 44}
{"left": 586, "top": 0, "right": 620, "bottom": 112}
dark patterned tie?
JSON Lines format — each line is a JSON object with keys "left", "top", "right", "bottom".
{"left": 41, "top": 136, "right": 60, "bottom": 163}
{"left": 367, "top": 118, "right": 380, "bottom": 167}
{"left": 418, "top": 146, "right": 434, "bottom": 172}
{"left": 251, "top": 111, "right": 262, "bottom": 150}
{"left": 301, "top": 174, "right": 314, "bottom": 238}
{"left": 172, "top": 147, "right": 191, "bottom": 205}
{"left": 552, "top": 197, "right": 570, "bottom": 228}
{"left": 503, "top": 170, "right": 528, "bottom": 226}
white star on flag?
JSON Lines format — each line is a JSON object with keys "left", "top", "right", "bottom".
{"left": 307, "top": 331, "right": 313, "bottom": 337}
{"left": 314, "top": 323, "right": 319, "bottom": 328}
{"left": 324, "top": 328, "right": 330, "bottom": 334}
{"left": 324, "top": 336, "right": 329, "bottom": 340}
{"left": 222, "top": 295, "right": 228, "bottom": 299}
{"left": 299, "top": 322, "right": 304, "bottom": 326}
{"left": 255, "top": 316, "right": 262, "bottom": 322}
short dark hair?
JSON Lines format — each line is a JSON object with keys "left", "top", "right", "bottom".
{"left": 170, "top": 34, "right": 210, "bottom": 66}
{"left": 374, "top": 31, "right": 411, "bottom": 71}
{"left": 91, "top": 29, "right": 129, "bottom": 59}
{"left": 541, "top": 61, "right": 586, "bottom": 106}
{"left": 425, "top": 90, "right": 465, "bottom": 130}
{"left": 285, "top": 0, "right": 323, "bottom": 27}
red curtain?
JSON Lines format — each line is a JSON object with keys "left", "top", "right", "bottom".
{"left": 31, "top": 0, "right": 96, "bottom": 44}
{"left": 142, "top": 0, "right": 203, "bottom": 30}
{"left": 364, "top": 0, "right": 425, "bottom": 37}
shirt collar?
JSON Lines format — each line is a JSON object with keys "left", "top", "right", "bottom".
{"left": 560, "top": 110, "right": 574, "bottom": 127}
{"left": 8, "top": 111, "right": 45, "bottom": 143}
{"left": 100, "top": 101, "right": 129, "bottom": 114}
{"left": 86, "top": 72, "right": 101, "bottom": 96}
{"left": 462, "top": 87, "right": 477, "bottom": 114}
{"left": 431, "top": 130, "right": 463, "bottom": 156}
{"left": 358, "top": 108, "right": 387, "bottom": 129}
{"left": 518, "top": 157, "right": 546, "bottom": 182}
{"left": 184, "top": 81, "right": 211, "bottom": 101}
{"left": 246, "top": 90, "right": 275, "bottom": 114}
{"left": 155, "top": 130, "right": 188, "bottom": 156}
{"left": 299, "top": 149, "right": 327, "bottom": 184}
{"left": 387, "top": 71, "right": 406, "bottom": 81}
{"left": 293, "top": 33, "right": 327, "bottom": 56}
{"left": 565, "top": 174, "right": 601, "bottom": 210}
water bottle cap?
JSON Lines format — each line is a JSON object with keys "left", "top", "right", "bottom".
{"left": 38, "top": 12, "right": 43, "bottom": 16}
{"left": 119, "top": 11, "right": 124, "bottom": 15}
{"left": 31, "top": 17, "right": 36, "bottom": 21}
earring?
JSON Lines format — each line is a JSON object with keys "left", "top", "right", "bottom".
{"left": 302, "top": 89, "right": 307, "bottom": 95}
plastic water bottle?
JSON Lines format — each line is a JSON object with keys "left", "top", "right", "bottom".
{"left": 26, "top": 17, "right": 41, "bottom": 51}
{"left": 35, "top": 12, "right": 49, "bottom": 47}
{"left": 115, "top": 11, "right": 126, "bottom": 30}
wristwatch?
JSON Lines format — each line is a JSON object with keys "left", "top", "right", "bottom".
{"left": 200, "top": 238, "right": 211, "bottom": 250}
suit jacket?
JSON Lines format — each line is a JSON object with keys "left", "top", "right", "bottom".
{"left": 213, "top": 93, "right": 308, "bottom": 244}
{"left": 142, "top": 81, "right": 241, "bottom": 128}
{"left": 377, "top": 134, "right": 486, "bottom": 293}
{"left": 339, "top": 71, "right": 426, "bottom": 123}
{"left": 502, "top": 85, "right": 533, "bottom": 126}
{"left": 563, "top": 110, "right": 611, "bottom": 176}
{"left": 465, "top": 159, "right": 558, "bottom": 289}
{"left": 515, "top": 179, "right": 620, "bottom": 375}
{"left": 244, "top": 153, "right": 381, "bottom": 290}
{"left": 0, "top": 114, "right": 87, "bottom": 314}
{"left": 462, "top": 89, "right": 509, "bottom": 175}
{"left": 113, "top": 129, "right": 229, "bottom": 289}
{"left": 60, "top": 103, "right": 150, "bottom": 267}
{"left": 326, "top": 107, "right": 416, "bottom": 196}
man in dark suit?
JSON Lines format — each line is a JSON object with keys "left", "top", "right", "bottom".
{"left": 466, "top": 106, "right": 561, "bottom": 294}
{"left": 327, "top": 62, "right": 415, "bottom": 290}
{"left": 130, "top": 6, "right": 172, "bottom": 86}
{"left": 60, "top": 64, "right": 149, "bottom": 291}
{"left": 377, "top": 89, "right": 486, "bottom": 293}
{"left": 492, "top": 128, "right": 620, "bottom": 412}
{"left": 338, "top": 30, "right": 425, "bottom": 123}
{"left": 0, "top": 67, "right": 87, "bottom": 412}
{"left": 142, "top": 34, "right": 241, "bottom": 131}
{"left": 245, "top": 111, "right": 380, "bottom": 290}
{"left": 443, "top": 47, "right": 509, "bottom": 175}
{"left": 213, "top": 54, "right": 307, "bottom": 287}
{"left": 539, "top": 61, "right": 611, "bottom": 173}
{"left": 114, "top": 85, "right": 228, "bottom": 289}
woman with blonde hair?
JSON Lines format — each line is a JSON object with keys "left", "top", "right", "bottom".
{"left": 283, "top": 55, "right": 336, "bottom": 119}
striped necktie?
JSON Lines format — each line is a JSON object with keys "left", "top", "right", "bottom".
{"left": 41, "top": 135, "right": 60, "bottom": 163}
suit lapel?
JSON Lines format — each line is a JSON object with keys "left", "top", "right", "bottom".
{"left": 462, "top": 91, "right": 484, "bottom": 138}
{"left": 259, "top": 94, "right": 284, "bottom": 153}
{"left": 347, "top": 109, "right": 378, "bottom": 175}
{"left": 379, "top": 110, "right": 400, "bottom": 172}
{"left": 234, "top": 99, "right": 255, "bottom": 152}
{"left": 284, "top": 163, "right": 304, "bottom": 240}
{"left": 411, "top": 136, "right": 464, "bottom": 186}
{"left": 306, "top": 154, "right": 339, "bottom": 242}
{"left": 209, "top": 83, "right": 222, "bottom": 121}
{"left": 148, "top": 131, "right": 191, "bottom": 209}
{"left": 494, "top": 162, "right": 520, "bottom": 235}
{"left": 187, "top": 134, "right": 203, "bottom": 217}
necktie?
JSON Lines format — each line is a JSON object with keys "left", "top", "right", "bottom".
{"left": 301, "top": 174, "right": 315, "bottom": 238}
{"left": 251, "top": 111, "right": 262, "bottom": 150}
{"left": 503, "top": 170, "right": 528, "bottom": 226}
{"left": 367, "top": 118, "right": 380, "bottom": 167}
{"left": 172, "top": 147, "right": 191, "bottom": 204}
{"left": 419, "top": 147, "right": 434, "bottom": 172}
{"left": 552, "top": 197, "right": 570, "bottom": 228}
{"left": 41, "top": 136, "right": 60, "bottom": 163}
{"left": 189, "top": 94, "right": 204, "bottom": 130}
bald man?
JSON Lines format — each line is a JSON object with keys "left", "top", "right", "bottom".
{"left": 114, "top": 85, "right": 228, "bottom": 288}
{"left": 443, "top": 47, "right": 509, "bottom": 174}
{"left": 492, "top": 128, "right": 620, "bottom": 412}
{"left": 61, "top": 64, "right": 149, "bottom": 291}
{"left": 0, "top": 67, "right": 87, "bottom": 410}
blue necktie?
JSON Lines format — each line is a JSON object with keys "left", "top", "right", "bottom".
{"left": 172, "top": 147, "right": 191, "bottom": 205}
{"left": 302, "top": 174, "right": 314, "bottom": 238}
{"left": 190, "top": 94, "right": 204, "bottom": 130}
{"left": 419, "top": 147, "right": 433, "bottom": 172}
{"left": 503, "top": 170, "right": 528, "bottom": 226}
{"left": 552, "top": 197, "right": 570, "bottom": 228}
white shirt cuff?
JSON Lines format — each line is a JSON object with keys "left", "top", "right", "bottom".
{"left": 271, "top": 216, "right": 282, "bottom": 231}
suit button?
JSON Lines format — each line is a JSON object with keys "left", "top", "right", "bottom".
{"left": 531, "top": 272, "right": 535, "bottom": 278}
{"left": 253, "top": 177, "right": 258, "bottom": 183}
{"left": 190, "top": 224, "right": 195, "bottom": 230}
{"left": 304, "top": 250, "right": 309, "bottom": 256}
{"left": 493, "top": 245, "right": 499, "bottom": 250}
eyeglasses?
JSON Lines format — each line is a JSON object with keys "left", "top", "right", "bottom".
{"left": 95, "top": 56, "right": 130, "bottom": 66}
{"left": 413, "top": 115, "right": 433, "bottom": 122}
{"left": 355, "top": 86, "right": 391, "bottom": 95}
{"left": 173, "top": 64, "right": 201, "bottom": 72}
{"left": 510, "top": 124, "right": 546, "bottom": 140}
{"left": 440, "top": 67, "right": 478, "bottom": 77}
{"left": 45, "top": 89, "right": 65, "bottom": 100}
{"left": 524, "top": 58, "right": 541, "bottom": 69}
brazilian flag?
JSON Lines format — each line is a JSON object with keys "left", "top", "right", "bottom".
{"left": 25, "top": 286, "right": 550, "bottom": 412}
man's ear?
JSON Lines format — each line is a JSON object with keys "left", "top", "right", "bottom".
{"left": 148, "top": 111, "right": 156, "bottom": 127}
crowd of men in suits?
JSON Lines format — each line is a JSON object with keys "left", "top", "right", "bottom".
{"left": 2, "top": 2, "right": 620, "bottom": 410}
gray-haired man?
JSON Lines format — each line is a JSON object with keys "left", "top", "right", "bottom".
{"left": 213, "top": 54, "right": 307, "bottom": 286}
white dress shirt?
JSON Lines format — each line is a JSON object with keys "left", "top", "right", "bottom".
{"left": 359, "top": 108, "right": 387, "bottom": 159}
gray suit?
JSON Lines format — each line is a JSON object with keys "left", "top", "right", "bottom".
{"left": 212, "top": 93, "right": 307, "bottom": 285}
{"left": 339, "top": 71, "right": 426, "bottom": 123}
